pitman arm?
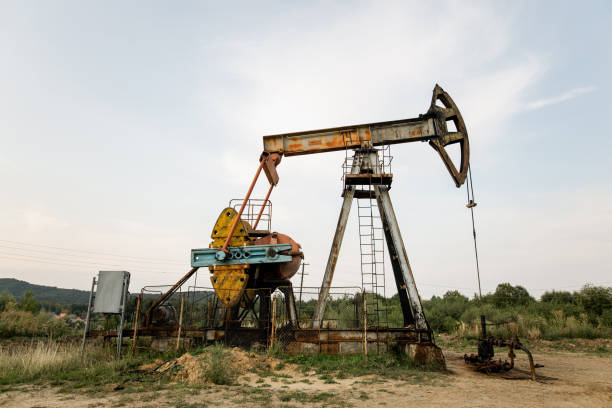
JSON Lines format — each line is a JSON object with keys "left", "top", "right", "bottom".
{"left": 262, "top": 84, "right": 469, "bottom": 187}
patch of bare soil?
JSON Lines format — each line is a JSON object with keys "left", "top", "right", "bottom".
{"left": 141, "top": 347, "right": 300, "bottom": 385}
{"left": 1, "top": 350, "right": 611, "bottom": 407}
{"left": 437, "top": 333, "right": 612, "bottom": 354}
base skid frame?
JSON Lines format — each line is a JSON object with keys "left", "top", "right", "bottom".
{"left": 90, "top": 326, "right": 443, "bottom": 366}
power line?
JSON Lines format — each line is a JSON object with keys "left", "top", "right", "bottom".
{"left": 418, "top": 282, "right": 480, "bottom": 291}
{"left": 0, "top": 255, "right": 177, "bottom": 275}
{"left": 0, "top": 239, "right": 185, "bottom": 265}
{"left": 0, "top": 253, "right": 180, "bottom": 275}
{"left": 0, "top": 244, "right": 185, "bottom": 267}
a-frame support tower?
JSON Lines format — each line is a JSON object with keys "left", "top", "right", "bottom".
{"left": 312, "top": 147, "right": 430, "bottom": 339}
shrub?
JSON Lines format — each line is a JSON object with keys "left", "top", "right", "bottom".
{"left": 0, "top": 293, "right": 15, "bottom": 312}
{"left": 576, "top": 285, "right": 612, "bottom": 322}
{"left": 18, "top": 290, "right": 40, "bottom": 314}
{"left": 489, "top": 283, "right": 534, "bottom": 308}
{"left": 541, "top": 290, "right": 577, "bottom": 305}
{"left": 602, "top": 308, "right": 612, "bottom": 327}
{"left": 203, "top": 344, "right": 234, "bottom": 385}
{"left": 423, "top": 290, "right": 471, "bottom": 333}
{"left": 0, "top": 310, "right": 74, "bottom": 338}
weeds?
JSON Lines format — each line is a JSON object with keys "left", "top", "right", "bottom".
{"left": 319, "top": 373, "right": 338, "bottom": 384}
{"left": 454, "top": 308, "right": 611, "bottom": 340}
{"left": 203, "top": 343, "right": 235, "bottom": 385}
{"left": 420, "top": 284, "right": 612, "bottom": 340}
{"left": 276, "top": 390, "right": 341, "bottom": 404}
{"left": 0, "top": 339, "right": 173, "bottom": 388}
{"left": 591, "top": 345, "right": 610, "bottom": 355}
{"left": 283, "top": 352, "right": 444, "bottom": 383}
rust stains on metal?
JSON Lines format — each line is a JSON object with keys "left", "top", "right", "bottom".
{"left": 262, "top": 84, "right": 469, "bottom": 188}
{"left": 262, "top": 152, "right": 281, "bottom": 186}
{"left": 427, "top": 84, "right": 469, "bottom": 187}
{"left": 287, "top": 142, "right": 303, "bottom": 151}
{"left": 263, "top": 127, "right": 373, "bottom": 157}
{"left": 252, "top": 232, "right": 303, "bottom": 280}
{"left": 409, "top": 127, "right": 424, "bottom": 137}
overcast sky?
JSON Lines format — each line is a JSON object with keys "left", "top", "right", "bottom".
{"left": 1, "top": 1, "right": 610, "bottom": 300}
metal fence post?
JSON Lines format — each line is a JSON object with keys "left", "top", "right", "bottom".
{"left": 131, "top": 293, "right": 142, "bottom": 356}
{"left": 176, "top": 293, "right": 185, "bottom": 351}
{"left": 117, "top": 273, "right": 130, "bottom": 359}
{"left": 206, "top": 299, "right": 211, "bottom": 328}
{"left": 362, "top": 289, "right": 368, "bottom": 361}
{"left": 270, "top": 294, "right": 277, "bottom": 349}
{"left": 81, "top": 277, "right": 96, "bottom": 358}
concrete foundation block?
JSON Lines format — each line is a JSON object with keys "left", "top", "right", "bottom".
{"left": 403, "top": 343, "right": 446, "bottom": 367}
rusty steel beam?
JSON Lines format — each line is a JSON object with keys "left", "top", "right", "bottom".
{"left": 263, "top": 116, "right": 436, "bottom": 157}
{"left": 375, "top": 184, "right": 428, "bottom": 331}
{"left": 262, "top": 85, "right": 470, "bottom": 188}
{"left": 145, "top": 267, "right": 198, "bottom": 327}
{"left": 90, "top": 326, "right": 429, "bottom": 343}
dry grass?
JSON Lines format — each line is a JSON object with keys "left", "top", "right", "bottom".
{"left": 0, "top": 340, "right": 81, "bottom": 379}
{"left": 0, "top": 340, "right": 157, "bottom": 387}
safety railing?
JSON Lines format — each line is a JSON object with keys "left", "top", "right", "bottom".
{"left": 229, "top": 198, "right": 272, "bottom": 231}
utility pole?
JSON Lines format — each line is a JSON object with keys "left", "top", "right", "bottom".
{"left": 297, "top": 262, "right": 309, "bottom": 318}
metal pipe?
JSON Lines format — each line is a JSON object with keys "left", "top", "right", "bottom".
{"left": 252, "top": 183, "right": 274, "bottom": 230}
{"left": 517, "top": 344, "right": 537, "bottom": 381}
{"left": 145, "top": 267, "right": 198, "bottom": 326}
{"left": 221, "top": 158, "right": 266, "bottom": 252}
{"left": 481, "top": 315, "right": 487, "bottom": 338}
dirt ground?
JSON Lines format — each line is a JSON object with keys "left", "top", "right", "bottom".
{"left": 1, "top": 350, "right": 610, "bottom": 408}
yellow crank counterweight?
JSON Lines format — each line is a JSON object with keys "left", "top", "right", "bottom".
{"left": 210, "top": 264, "right": 249, "bottom": 307}
{"left": 209, "top": 207, "right": 253, "bottom": 307}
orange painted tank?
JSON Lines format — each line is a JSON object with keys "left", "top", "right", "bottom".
{"left": 252, "top": 232, "right": 303, "bottom": 281}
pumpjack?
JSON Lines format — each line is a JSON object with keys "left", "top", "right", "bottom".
{"left": 145, "top": 84, "right": 469, "bottom": 356}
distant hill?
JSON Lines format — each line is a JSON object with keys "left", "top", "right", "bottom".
{"left": 0, "top": 278, "right": 213, "bottom": 306}
{"left": 0, "top": 278, "right": 90, "bottom": 304}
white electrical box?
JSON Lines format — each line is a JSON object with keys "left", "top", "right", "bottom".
{"left": 93, "top": 271, "right": 130, "bottom": 314}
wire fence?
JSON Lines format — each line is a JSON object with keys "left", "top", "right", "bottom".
{"left": 126, "top": 284, "right": 401, "bottom": 353}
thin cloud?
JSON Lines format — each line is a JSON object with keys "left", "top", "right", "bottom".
{"left": 525, "top": 86, "right": 595, "bottom": 110}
